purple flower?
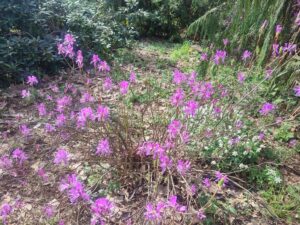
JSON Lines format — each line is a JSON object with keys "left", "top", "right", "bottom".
{"left": 275, "top": 24, "right": 282, "bottom": 34}
{"left": 56, "top": 96, "right": 72, "bottom": 112}
{"left": 199, "top": 82, "right": 214, "bottom": 100}
{"left": 272, "top": 44, "right": 280, "bottom": 57}
{"left": 21, "top": 89, "right": 30, "bottom": 98}
{"left": 98, "top": 60, "right": 110, "bottom": 72}
{"left": 64, "top": 34, "right": 75, "bottom": 45}
{"left": 202, "top": 178, "right": 211, "bottom": 188}
{"left": 213, "top": 50, "right": 227, "bottom": 65}
{"left": 265, "top": 69, "right": 273, "bottom": 79}
{"left": 159, "top": 154, "right": 172, "bottom": 173}
{"left": 96, "top": 138, "right": 111, "bottom": 156}
{"left": 288, "top": 139, "right": 297, "bottom": 148}
{"left": 223, "top": 38, "right": 229, "bottom": 46}
{"left": 19, "top": 124, "right": 30, "bottom": 136}
{"left": 237, "top": 72, "right": 246, "bottom": 84}
{"left": 77, "top": 107, "right": 95, "bottom": 127}
{"left": 215, "top": 171, "right": 228, "bottom": 186}
{"left": 0, "top": 155, "right": 13, "bottom": 170}
{"left": 37, "top": 167, "right": 49, "bottom": 182}
{"left": 91, "top": 54, "right": 100, "bottom": 68}
{"left": 76, "top": 50, "right": 83, "bottom": 69}
{"left": 0, "top": 203, "right": 13, "bottom": 224}
{"left": 259, "top": 102, "right": 275, "bottom": 116}
{"left": 91, "top": 198, "right": 113, "bottom": 222}
{"left": 80, "top": 92, "right": 94, "bottom": 103}
{"left": 197, "top": 209, "right": 206, "bottom": 221}
{"left": 119, "top": 81, "right": 129, "bottom": 95}
{"left": 44, "top": 204, "right": 55, "bottom": 218}
{"left": 176, "top": 160, "right": 191, "bottom": 175}
{"left": 57, "top": 35, "right": 75, "bottom": 58}
{"left": 27, "top": 75, "right": 38, "bottom": 86}
{"left": 167, "top": 195, "right": 178, "bottom": 208}
{"left": 54, "top": 149, "right": 69, "bottom": 165}
{"left": 96, "top": 105, "right": 110, "bottom": 121}
{"left": 144, "top": 202, "right": 165, "bottom": 221}
{"left": 37, "top": 103, "right": 47, "bottom": 116}
{"left": 170, "top": 88, "right": 185, "bottom": 107}
{"left": 184, "top": 100, "right": 198, "bottom": 117}
{"left": 103, "top": 77, "right": 113, "bottom": 91}
{"left": 44, "top": 123, "right": 56, "bottom": 133}
{"left": 293, "top": 85, "right": 300, "bottom": 96}
{"left": 258, "top": 132, "right": 265, "bottom": 141}
{"left": 173, "top": 69, "right": 186, "bottom": 85}
{"left": 56, "top": 113, "right": 67, "bottom": 127}
{"left": 129, "top": 71, "right": 136, "bottom": 83}
{"left": 241, "top": 50, "right": 252, "bottom": 61}
{"left": 12, "top": 148, "right": 28, "bottom": 165}
{"left": 167, "top": 120, "right": 182, "bottom": 139}
{"left": 283, "top": 43, "right": 297, "bottom": 54}
{"left": 200, "top": 53, "right": 208, "bottom": 61}
{"left": 59, "top": 174, "right": 90, "bottom": 203}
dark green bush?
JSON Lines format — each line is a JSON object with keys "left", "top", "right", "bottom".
{"left": 0, "top": 0, "right": 135, "bottom": 87}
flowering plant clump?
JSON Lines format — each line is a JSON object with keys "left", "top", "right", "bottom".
{"left": 0, "top": 31, "right": 299, "bottom": 224}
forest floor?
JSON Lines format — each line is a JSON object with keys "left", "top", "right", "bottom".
{"left": 0, "top": 40, "right": 299, "bottom": 225}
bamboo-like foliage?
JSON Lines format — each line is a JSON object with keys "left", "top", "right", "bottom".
{"left": 187, "top": 0, "right": 290, "bottom": 63}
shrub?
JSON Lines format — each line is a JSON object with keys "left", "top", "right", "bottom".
{"left": 1, "top": 32, "right": 299, "bottom": 224}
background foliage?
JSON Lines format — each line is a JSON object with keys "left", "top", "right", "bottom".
{"left": 0, "top": 0, "right": 299, "bottom": 88}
